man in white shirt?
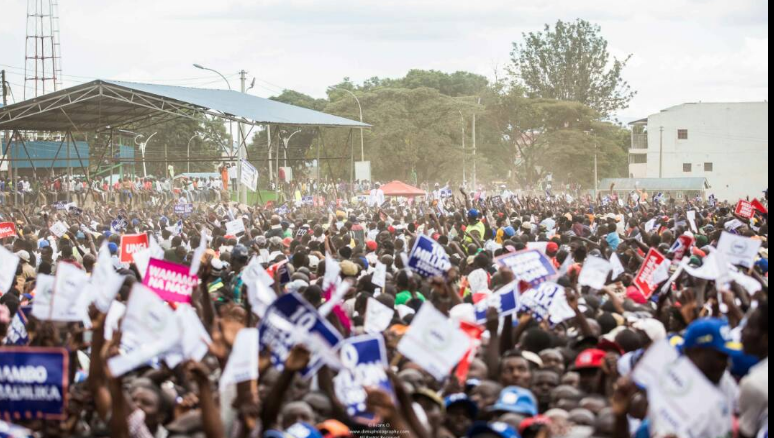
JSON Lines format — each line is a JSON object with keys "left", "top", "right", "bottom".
{"left": 369, "top": 183, "right": 385, "bottom": 208}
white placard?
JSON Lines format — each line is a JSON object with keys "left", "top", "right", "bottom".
{"left": 91, "top": 242, "right": 126, "bottom": 313}
{"left": 610, "top": 252, "right": 626, "bottom": 279}
{"left": 364, "top": 298, "right": 394, "bottom": 334}
{"left": 371, "top": 262, "right": 387, "bottom": 289}
{"left": 578, "top": 256, "right": 612, "bottom": 290}
{"left": 241, "top": 159, "right": 259, "bottom": 192}
{"left": 717, "top": 232, "right": 762, "bottom": 269}
{"left": 0, "top": 246, "right": 19, "bottom": 294}
{"left": 225, "top": 219, "right": 246, "bottom": 236}
{"left": 219, "top": 328, "right": 259, "bottom": 391}
{"left": 50, "top": 262, "right": 91, "bottom": 322}
{"left": 49, "top": 221, "right": 69, "bottom": 238}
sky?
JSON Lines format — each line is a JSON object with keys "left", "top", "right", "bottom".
{"left": 0, "top": 0, "right": 768, "bottom": 122}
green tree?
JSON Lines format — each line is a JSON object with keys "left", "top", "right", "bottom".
{"left": 510, "top": 19, "right": 635, "bottom": 118}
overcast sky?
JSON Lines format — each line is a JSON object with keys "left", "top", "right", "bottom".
{"left": 0, "top": 0, "right": 768, "bottom": 121}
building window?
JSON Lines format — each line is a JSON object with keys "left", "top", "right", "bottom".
{"left": 683, "top": 163, "right": 692, "bottom": 172}
{"left": 704, "top": 162, "right": 713, "bottom": 172}
{"left": 677, "top": 129, "right": 688, "bottom": 140}
{"left": 630, "top": 154, "right": 648, "bottom": 164}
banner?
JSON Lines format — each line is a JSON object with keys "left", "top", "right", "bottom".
{"left": 173, "top": 203, "right": 194, "bottom": 216}
{"left": 0, "top": 223, "right": 16, "bottom": 240}
{"left": 0, "top": 347, "right": 69, "bottom": 420}
{"left": 241, "top": 159, "right": 259, "bottom": 192}
{"left": 258, "top": 293, "right": 343, "bottom": 377}
{"left": 333, "top": 335, "right": 392, "bottom": 418}
{"left": 717, "top": 231, "right": 762, "bottom": 269}
{"left": 735, "top": 200, "right": 755, "bottom": 219}
{"left": 633, "top": 248, "right": 668, "bottom": 298}
{"left": 407, "top": 235, "right": 451, "bottom": 278}
{"left": 0, "top": 247, "right": 19, "bottom": 294}
{"left": 142, "top": 258, "right": 200, "bottom": 303}
{"left": 225, "top": 219, "right": 246, "bottom": 236}
{"left": 494, "top": 249, "right": 557, "bottom": 288}
{"left": 474, "top": 281, "right": 519, "bottom": 324}
{"left": 397, "top": 303, "right": 470, "bottom": 381}
{"left": 120, "top": 233, "right": 149, "bottom": 264}
{"left": 578, "top": 256, "right": 612, "bottom": 290}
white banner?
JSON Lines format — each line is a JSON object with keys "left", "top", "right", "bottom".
{"left": 225, "top": 219, "right": 246, "bottom": 236}
{"left": 241, "top": 159, "right": 259, "bottom": 192}
{"left": 717, "top": 232, "right": 762, "bottom": 269}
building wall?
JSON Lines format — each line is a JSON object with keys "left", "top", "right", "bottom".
{"left": 640, "top": 102, "right": 768, "bottom": 201}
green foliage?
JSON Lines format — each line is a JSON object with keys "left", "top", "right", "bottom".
{"left": 510, "top": 19, "right": 635, "bottom": 118}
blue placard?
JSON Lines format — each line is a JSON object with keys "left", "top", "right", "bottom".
{"left": 0, "top": 348, "right": 68, "bottom": 420}
{"left": 0, "top": 419, "right": 32, "bottom": 437}
{"left": 494, "top": 249, "right": 557, "bottom": 288}
{"left": 258, "top": 293, "right": 343, "bottom": 377}
{"left": 5, "top": 312, "right": 29, "bottom": 346}
{"left": 333, "top": 335, "right": 392, "bottom": 418}
{"left": 174, "top": 203, "right": 194, "bottom": 216}
{"left": 408, "top": 235, "right": 451, "bottom": 278}
{"left": 474, "top": 283, "right": 520, "bottom": 324}
{"left": 518, "top": 282, "right": 565, "bottom": 322}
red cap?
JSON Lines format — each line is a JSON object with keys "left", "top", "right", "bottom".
{"left": 388, "top": 226, "right": 396, "bottom": 234}
{"left": 574, "top": 348, "right": 606, "bottom": 370}
{"left": 626, "top": 286, "right": 648, "bottom": 305}
{"left": 519, "top": 415, "right": 552, "bottom": 434}
{"left": 366, "top": 240, "right": 378, "bottom": 252}
{"left": 282, "top": 237, "right": 293, "bottom": 248}
{"left": 546, "top": 242, "right": 559, "bottom": 255}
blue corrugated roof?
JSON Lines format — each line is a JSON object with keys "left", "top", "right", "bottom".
{"left": 105, "top": 80, "right": 369, "bottom": 128}
{"left": 2, "top": 140, "right": 90, "bottom": 169}
{"left": 600, "top": 177, "right": 709, "bottom": 191}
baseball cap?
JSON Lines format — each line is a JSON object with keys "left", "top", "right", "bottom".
{"left": 366, "top": 240, "right": 378, "bottom": 252}
{"left": 467, "top": 421, "right": 521, "bottom": 438}
{"left": 573, "top": 349, "right": 606, "bottom": 370}
{"left": 15, "top": 250, "right": 30, "bottom": 263}
{"left": 468, "top": 209, "right": 480, "bottom": 220}
{"left": 682, "top": 318, "right": 742, "bottom": 356}
{"left": 490, "top": 387, "right": 538, "bottom": 417}
{"left": 503, "top": 226, "right": 516, "bottom": 237}
{"left": 445, "top": 393, "right": 478, "bottom": 419}
{"left": 286, "top": 423, "right": 323, "bottom": 438}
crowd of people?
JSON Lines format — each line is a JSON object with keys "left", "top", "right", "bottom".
{"left": 0, "top": 182, "right": 768, "bottom": 438}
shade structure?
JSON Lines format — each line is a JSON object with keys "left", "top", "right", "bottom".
{"left": 380, "top": 181, "right": 426, "bottom": 197}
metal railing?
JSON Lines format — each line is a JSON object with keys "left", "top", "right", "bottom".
{"left": 631, "top": 133, "right": 648, "bottom": 149}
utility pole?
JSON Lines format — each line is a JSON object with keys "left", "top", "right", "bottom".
{"left": 459, "top": 110, "right": 466, "bottom": 188}
{"left": 593, "top": 134, "right": 598, "bottom": 197}
{"left": 1, "top": 70, "right": 10, "bottom": 205}
{"left": 237, "top": 70, "right": 247, "bottom": 204}
{"left": 472, "top": 98, "right": 480, "bottom": 190}
{"left": 659, "top": 126, "right": 664, "bottom": 178}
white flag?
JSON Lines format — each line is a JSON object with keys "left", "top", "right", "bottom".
{"left": 92, "top": 242, "right": 126, "bottom": 313}
{"left": 578, "top": 256, "right": 612, "bottom": 290}
{"left": 189, "top": 230, "right": 208, "bottom": 275}
{"left": 610, "top": 252, "right": 626, "bottom": 279}
{"left": 48, "top": 262, "right": 91, "bottom": 322}
{"left": 371, "top": 262, "right": 387, "bottom": 289}
{"left": 219, "top": 328, "right": 259, "bottom": 391}
{"left": 364, "top": 298, "right": 394, "bottom": 334}
{"left": 0, "top": 246, "right": 19, "bottom": 294}
{"left": 242, "top": 257, "right": 277, "bottom": 317}
{"left": 717, "top": 232, "right": 761, "bottom": 269}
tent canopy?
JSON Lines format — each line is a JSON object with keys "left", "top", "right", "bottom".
{"left": 380, "top": 181, "right": 426, "bottom": 197}
{"left": 0, "top": 79, "right": 370, "bottom": 132}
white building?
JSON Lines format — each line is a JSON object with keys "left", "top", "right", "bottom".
{"left": 628, "top": 102, "right": 768, "bottom": 201}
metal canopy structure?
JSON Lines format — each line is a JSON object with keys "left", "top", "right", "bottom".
{"left": 0, "top": 79, "right": 370, "bottom": 131}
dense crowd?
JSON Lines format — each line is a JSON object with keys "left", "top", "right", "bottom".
{"left": 0, "top": 183, "right": 768, "bottom": 438}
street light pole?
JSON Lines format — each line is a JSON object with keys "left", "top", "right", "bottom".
{"left": 136, "top": 132, "right": 157, "bottom": 178}
{"left": 282, "top": 130, "right": 301, "bottom": 168}
{"left": 459, "top": 110, "right": 466, "bottom": 188}
{"left": 186, "top": 134, "right": 200, "bottom": 174}
{"left": 330, "top": 87, "right": 365, "bottom": 162}
{"left": 237, "top": 70, "right": 247, "bottom": 204}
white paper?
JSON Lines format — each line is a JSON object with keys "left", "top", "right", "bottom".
{"left": 645, "top": 219, "right": 658, "bottom": 233}
{"left": 632, "top": 340, "right": 732, "bottom": 438}
{"left": 724, "top": 219, "right": 744, "bottom": 231}
{"left": 0, "top": 246, "right": 19, "bottom": 294}
{"left": 107, "top": 284, "right": 180, "bottom": 377}
{"left": 578, "top": 256, "right": 612, "bottom": 290}
{"left": 651, "top": 260, "right": 671, "bottom": 285}
{"left": 104, "top": 301, "right": 126, "bottom": 341}
{"left": 225, "top": 219, "right": 246, "bottom": 236}
{"left": 30, "top": 274, "right": 54, "bottom": 320}
{"left": 319, "top": 280, "right": 351, "bottom": 317}
{"left": 189, "top": 230, "right": 208, "bottom": 275}
{"left": 365, "top": 298, "right": 394, "bottom": 334}
{"left": 526, "top": 242, "right": 549, "bottom": 254}
{"left": 242, "top": 257, "right": 277, "bottom": 317}
{"left": 610, "top": 252, "right": 625, "bottom": 279}
{"left": 397, "top": 303, "right": 470, "bottom": 381}
{"left": 371, "top": 262, "right": 387, "bottom": 289}
{"left": 49, "top": 221, "right": 68, "bottom": 238}
{"left": 219, "top": 328, "right": 259, "bottom": 391}
{"left": 687, "top": 210, "right": 698, "bottom": 233}
{"left": 717, "top": 232, "right": 762, "bottom": 269}
{"left": 323, "top": 255, "right": 342, "bottom": 292}
{"left": 164, "top": 304, "right": 212, "bottom": 369}
{"left": 92, "top": 242, "right": 126, "bottom": 313}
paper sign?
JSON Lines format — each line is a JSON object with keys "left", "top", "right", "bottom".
{"left": 687, "top": 211, "right": 698, "bottom": 233}
{"left": 30, "top": 275, "right": 54, "bottom": 321}
{"left": 225, "top": 219, "right": 246, "bottom": 236}
{"left": 0, "top": 347, "right": 69, "bottom": 420}
{"left": 108, "top": 284, "right": 179, "bottom": 377}
{"left": 174, "top": 203, "right": 194, "bottom": 216}
{"left": 371, "top": 262, "right": 387, "bottom": 289}
{"left": 0, "top": 247, "right": 20, "bottom": 294}
{"left": 189, "top": 230, "right": 207, "bottom": 275}
{"left": 91, "top": 243, "right": 126, "bottom": 313}
{"left": 0, "top": 419, "right": 33, "bottom": 437}
{"left": 0, "top": 222, "right": 16, "bottom": 239}
{"left": 120, "top": 233, "right": 149, "bottom": 264}
{"left": 578, "top": 256, "right": 612, "bottom": 290}
{"left": 633, "top": 248, "right": 668, "bottom": 298}
{"left": 365, "top": 298, "right": 394, "bottom": 335}
{"left": 610, "top": 252, "right": 625, "bottom": 279}
{"left": 495, "top": 249, "right": 557, "bottom": 288}
{"left": 219, "top": 328, "right": 259, "bottom": 391}
{"left": 407, "top": 235, "right": 451, "bottom": 278}
{"left": 143, "top": 258, "right": 200, "bottom": 303}
{"left": 735, "top": 200, "right": 755, "bottom": 219}
{"left": 632, "top": 340, "right": 732, "bottom": 438}
{"left": 49, "top": 262, "right": 90, "bottom": 322}
{"left": 258, "top": 293, "right": 343, "bottom": 377}
{"left": 717, "top": 232, "right": 762, "bottom": 269}
{"left": 242, "top": 257, "right": 277, "bottom": 317}
{"left": 519, "top": 282, "right": 575, "bottom": 325}
{"left": 397, "top": 303, "right": 470, "bottom": 381}
{"left": 669, "top": 234, "right": 695, "bottom": 262}
{"left": 334, "top": 335, "right": 392, "bottom": 417}
{"left": 49, "top": 222, "right": 68, "bottom": 238}
{"left": 241, "top": 159, "right": 259, "bottom": 192}
{"left": 474, "top": 281, "right": 520, "bottom": 324}
{"left": 5, "top": 311, "right": 29, "bottom": 346}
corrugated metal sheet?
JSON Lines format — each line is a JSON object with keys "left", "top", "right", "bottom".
{"left": 600, "top": 177, "right": 709, "bottom": 192}
{"left": 105, "top": 80, "right": 370, "bottom": 128}
{"left": 2, "top": 140, "right": 89, "bottom": 169}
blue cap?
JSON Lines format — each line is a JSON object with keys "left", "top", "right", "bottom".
{"left": 108, "top": 242, "right": 119, "bottom": 254}
{"left": 682, "top": 318, "right": 742, "bottom": 357}
{"left": 286, "top": 423, "right": 322, "bottom": 438}
{"left": 756, "top": 258, "right": 768, "bottom": 274}
{"left": 76, "top": 231, "right": 85, "bottom": 240}
{"left": 445, "top": 393, "right": 479, "bottom": 419}
{"left": 467, "top": 421, "right": 521, "bottom": 438}
{"left": 39, "top": 240, "right": 50, "bottom": 249}
{"left": 263, "top": 431, "right": 291, "bottom": 438}
{"left": 468, "top": 209, "right": 480, "bottom": 220}
{"left": 503, "top": 226, "right": 516, "bottom": 237}
{"left": 490, "top": 387, "right": 538, "bottom": 417}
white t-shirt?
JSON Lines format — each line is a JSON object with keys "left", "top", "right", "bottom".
{"left": 739, "top": 358, "right": 769, "bottom": 437}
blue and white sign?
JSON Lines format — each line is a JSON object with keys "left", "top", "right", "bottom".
{"left": 110, "top": 216, "right": 127, "bottom": 232}
{"left": 5, "top": 312, "right": 29, "bottom": 346}
{"left": 495, "top": 249, "right": 557, "bottom": 288}
{"left": 439, "top": 186, "right": 453, "bottom": 199}
{"left": 474, "top": 281, "right": 520, "bottom": 324}
{"left": 519, "top": 282, "right": 576, "bottom": 325}
{"left": 258, "top": 293, "right": 343, "bottom": 377}
{"left": 174, "top": 203, "right": 194, "bottom": 216}
{"left": 333, "top": 335, "right": 392, "bottom": 417}
{"left": 241, "top": 159, "right": 259, "bottom": 192}
{"left": 0, "top": 420, "right": 32, "bottom": 438}
{"left": 408, "top": 235, "right": 451, "bottom": 278}
{"left": 0, "top": 348, "right": 68, "bottom": 420}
